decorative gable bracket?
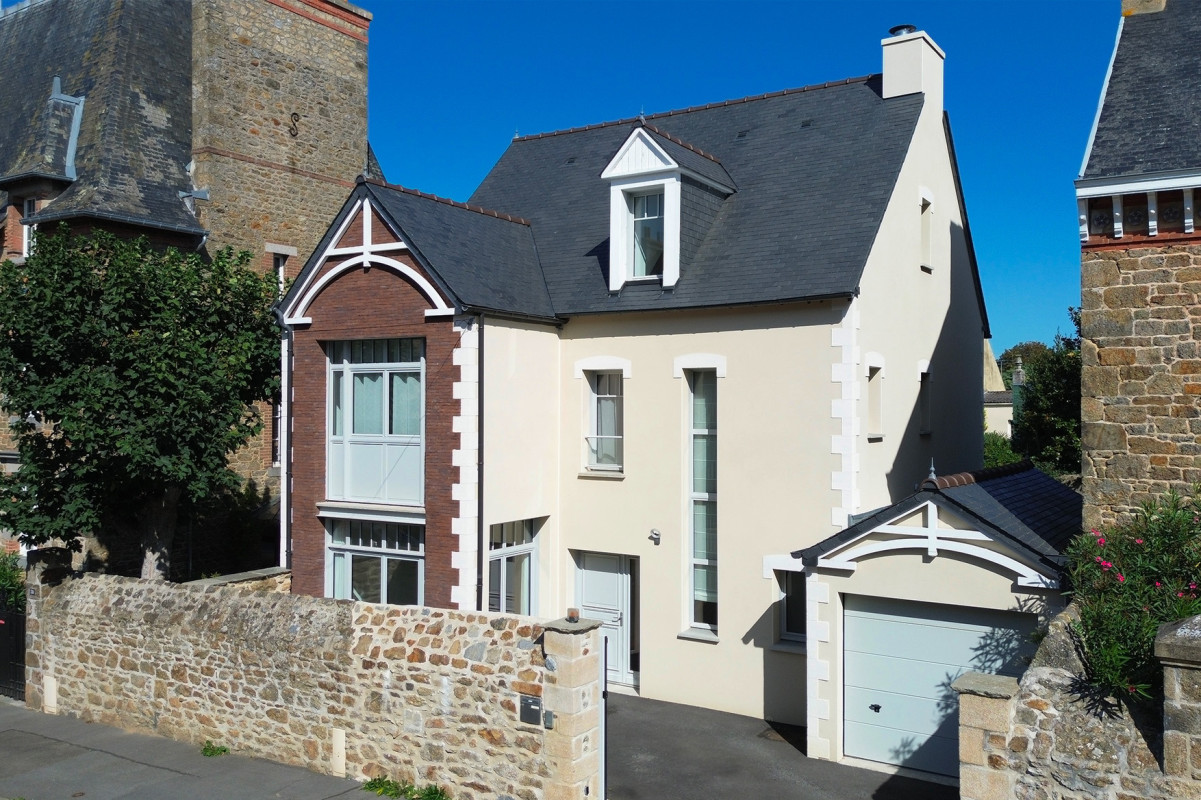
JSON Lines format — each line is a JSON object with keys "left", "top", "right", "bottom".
{"left": 812, "top": 500, "right": 1059, "bottom": 589}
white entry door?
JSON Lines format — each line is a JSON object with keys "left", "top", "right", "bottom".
{"left": 843, "top": 595, "right": 1036, "bottom": 777}
{"left": 576, "top": 551, "right": 638, "bottom": 686}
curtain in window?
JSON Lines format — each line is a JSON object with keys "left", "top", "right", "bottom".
{"left": 352, "top": 373, "right": 384, "bottom": 434}
{"left": 390, "top": 372, "right": 421, "bottom": 435}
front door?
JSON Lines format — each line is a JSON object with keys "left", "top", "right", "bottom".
{"left": 576, "top": 551, "right": 639, "bottom": 687}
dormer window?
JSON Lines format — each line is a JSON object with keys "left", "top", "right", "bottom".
{"left": 631, "top": 191, "right": 664, "bottom": 277}
{"left": 602, "top": 126, "right": 735, "bottom": 292}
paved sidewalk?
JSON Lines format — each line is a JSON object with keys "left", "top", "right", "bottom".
{"left": 0, "top": 699, "right": 362, "bottom": 800}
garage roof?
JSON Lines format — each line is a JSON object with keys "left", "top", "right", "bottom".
{"left": 797, "top": 460, "right": 1082, "bottom": 574}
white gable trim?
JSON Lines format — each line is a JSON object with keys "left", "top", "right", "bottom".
{"left": 814, "top": 500, "right": 1059, "bottom": 588}
{"left": 601, "top": 128, "right": 678, "bottom": 180}
{"left": 285, "top": 196, "right": 454, "bottom": 325}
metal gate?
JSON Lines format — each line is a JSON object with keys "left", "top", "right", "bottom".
{"left": 0, "top": 599, "right": 25, "bottom": 701}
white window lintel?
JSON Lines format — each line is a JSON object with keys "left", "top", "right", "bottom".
{"left": 673, "top": 353, "right": 727, "bottom": 379}
{"left": 573, "top": 355, "right": 632, "bottom": 379}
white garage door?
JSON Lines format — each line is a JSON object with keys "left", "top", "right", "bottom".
{"left": 843, "top": 595, "right": 1037, "bottom": 776}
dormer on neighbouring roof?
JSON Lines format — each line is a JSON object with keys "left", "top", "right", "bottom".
{"left": 600, "top": 124, "right": 735, "bottom": 292}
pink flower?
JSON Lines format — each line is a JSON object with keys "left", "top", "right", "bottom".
{"left": 1135, "top": 539, "right": 1144, "bottom": 545}
{"left": 1098, "top": 538, "right": 1106, "bottom": 546}
{"left": 1128, "top": 685, "right": 1137, "bottom": 694}
{"left": 1095, "top": 556, "right": 1103, "bottom": 563}
{"left": 1157, "top": 582, "right": 1163, "bottom": 587}
{"left": 1118, "top": 574, "right": 1126, "bottom": 582}
{"left": 1092, "top": 529, "right": 1100, "bottom": 536}
{"left": 1191, "top": 583, "right": 1197, "bottom": 590}
{"left": 1179, "top": 592, "right": 1185, "bottom": 598}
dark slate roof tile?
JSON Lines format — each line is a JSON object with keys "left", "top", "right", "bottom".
{"left": 469, "top": 77, "right": 923, "bottom": 315}
{"left": 642, "top": 126, "right": 735, "bottom": 191}
{"left": 1083, "top": 2, "right": 1201, "bottom": 179}
{"left": 366, "top": 182, "right": 555, "bottom": 320}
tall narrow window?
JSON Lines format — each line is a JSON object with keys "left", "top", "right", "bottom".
{"left": 21, "top": 198, "right": 35, "bottom": 257}
{"left": 328, "top": 519, "right": 424, "bottom": 605}
{"left": 328, "top": 338, "right": 424, "bottom": 503}
{"left": 919, "top": 198, "right": 933, "bottom": 272}
{"left": 867, "top": 366, "right": 883, "bottom": 440}
{"left": 587, "top": 371, "right": 623, "bottom": 470}
{"left": 689, "top": 370, "right": 717, "bottom": 630}
{"left": 270, "top": 399, "right": 282, "bottom": 466}
{"left": 488, "top": 519, "right": 539, "bottom": 615}
{"left": 273, "top": 252, "right": 289, "bottom": 290}
{"left": 631, "top": 192, "right": 664, "bottom": 277}
{"left": 777, "top": 571, "right": 806, "bottom": 645}
{"left": 919, "top": 371, "right": 932, "bottom": 435}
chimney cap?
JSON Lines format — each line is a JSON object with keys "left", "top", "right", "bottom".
{"left": 889, "top": 24, "right": 918, "bottom": 37}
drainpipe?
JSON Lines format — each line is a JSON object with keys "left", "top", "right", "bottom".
{"left": 273, "top": 305, "right": 293, "bottom": 570}
{"left": 476, "top": 313, "right": 486, "bottom": 611}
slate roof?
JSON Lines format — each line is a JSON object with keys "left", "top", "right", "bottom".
{"left": 364, "top": 182, "right": 555, "bottom": 320}
{"left": 984, "top": 390, "right": 1013, "bottom": 405}
{"left": 797, "top": 461, "right": 1082, "bottom": 573}
{"left": 641, "top": 125, "right": 735, "bottom": 192}
{"left": 469, "top": 77, "right": 926, "bottom": 315}
{"left": 0, "top": 0, "right": 203, "bottom": 235}
{"left": 1081, "top": 1, "right": 1201, "bottom": 181}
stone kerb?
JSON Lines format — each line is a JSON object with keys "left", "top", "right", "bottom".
{"left": 1155, "top": 614, "right": 1201, "bottom": 779}
{"left": 24, "top": 570, "right": 603, "bottom": 799}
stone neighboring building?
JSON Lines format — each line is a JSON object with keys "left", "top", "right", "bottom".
{"left": 0, "top": 0, "right": 376, "bottom": 556}
{"left": 1076, "top": 0, "right": 1201, "bottom": 530}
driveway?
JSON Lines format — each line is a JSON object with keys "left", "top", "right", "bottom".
{"left": 605, "top": 693, "right": 958, "bottom": 800}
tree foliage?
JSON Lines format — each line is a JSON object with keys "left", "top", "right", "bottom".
{"left": 1012, "top": 309, "right": 1081, "bottom": 476}
{"left": 0, "top": 228, "right": 279, "bottom": 578}
{"left": 983, "top": 430, "right": 1021, "bottom": 469}
{"left": 998, "top": 340, "right": 1051, "bottom": 390}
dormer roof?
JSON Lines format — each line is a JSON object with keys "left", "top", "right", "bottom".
{"left": 601, "top": 124, "right": 736, "bottom": 194}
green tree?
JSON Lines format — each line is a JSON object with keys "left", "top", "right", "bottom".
{"left": 0, "top": 228, "right": 279, "bottom": 579}
{"left": 983, "top": 430, "right": 1022, "bottom": 469}
{"left": 998, "top": 340, "right": 1051, "bottom": 390}
{"left": 1012, "top": 309, "right": 1081, "bottom": 476}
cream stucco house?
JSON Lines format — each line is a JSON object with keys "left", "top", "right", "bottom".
{"left": 277, "top": 25, "right": 1033, "bottom": 779}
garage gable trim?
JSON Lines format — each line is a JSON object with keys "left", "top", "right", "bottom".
{"left": 810, "top": 497, "right": 1060, "bottom": 589}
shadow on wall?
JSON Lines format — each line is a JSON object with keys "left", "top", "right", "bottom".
{"left": 883, "top": 220, "right": 985, "bottom": 501}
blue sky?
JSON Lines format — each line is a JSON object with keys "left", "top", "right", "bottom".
{"left": 360, "top": 0, "right": 1121, "bottom": 354}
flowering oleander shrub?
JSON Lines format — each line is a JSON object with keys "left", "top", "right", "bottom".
{"left": 1067, "top": 490, "right": 1201, "bottom": 700}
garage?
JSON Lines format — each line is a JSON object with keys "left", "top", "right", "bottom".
{"left": 793, "top": 461, "right": 1082, "bottom": 778}
{"left": 842, "top": 594, "right": 1037, "bottom": 776}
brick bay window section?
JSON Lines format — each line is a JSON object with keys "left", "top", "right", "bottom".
{"left": 689, "top": 370, "right": 717, "bottom": 633}
{"left": 488, "top": 519, "right": 540, "bottom": 615}
{"left": 327, "top": 338, "right": 424, "bottom": 504}
{"left": 587, "top": 371, "right": 623, "bottom": 471}
{"left": 328, "top": 518, "right": 424, "bottom": 604}
{"left": 630, "top": 191, "right": 664, "bottom": 278}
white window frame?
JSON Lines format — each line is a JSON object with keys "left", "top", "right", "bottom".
{"left": 487, "top": 518, "right": 540, "bottom": 615}
{"left": 918, "top": 367, "right": 932, "bottom": 435}
{"left": 327, "top": 338, "right": 425, "bottom": 504}
{"left": 865, "top": 352, "right": 885, "bottom": 442}
{"left": 21, "top": 197, "right": 35, "bottom": 257}
{"left": 629, "top": 189, "right": 665, "bottom": 279}
{"left": 325, "top": 518, "right": 425, "bottom": 605}
{"left": 586, "top": 371, "right": 624, "bottom": 471}
{"left": 776, "top": 570, "right": 806, "bottom": 646}
{"left": 688, "top": 369, "right": 717, "bottom": 632}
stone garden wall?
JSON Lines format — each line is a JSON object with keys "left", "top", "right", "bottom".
{"left": 24, "top": 570, "right": 601, "bottom": 800}
{"left": 954, "top": 608, "right": 1201, "bottom": 800}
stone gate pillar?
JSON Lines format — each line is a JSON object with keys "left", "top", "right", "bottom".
{"left": 541, "top": 616, "right": 603, "bottom": 800}
{"left": 1156, "top": 615, "right": 1201, "bottom": 777}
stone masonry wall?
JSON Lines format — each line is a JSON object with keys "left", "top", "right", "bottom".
{"left": 192, "top": 0, "right": 371, "bottom": 491}
{"left": 25, "top": 572, "right": 603, "bottom": 799}
{"left": 1081, "top": 244, "right": 1201, "bottom": 532}
{"left": 954, "top": 608, "right": 1201, "bottom": 800}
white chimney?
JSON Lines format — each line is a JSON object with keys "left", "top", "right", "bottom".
{"left": 881, "top": 25, "right": 945, "bottom": 112}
